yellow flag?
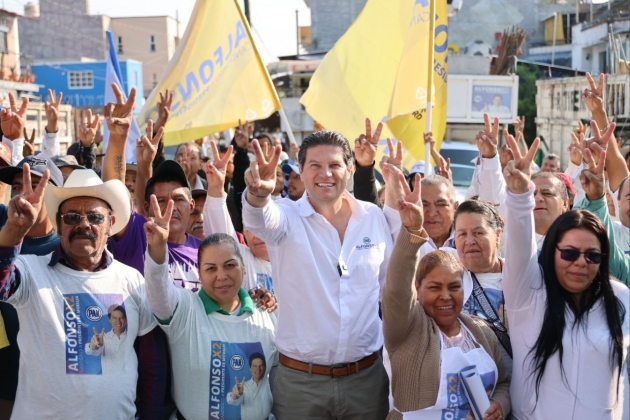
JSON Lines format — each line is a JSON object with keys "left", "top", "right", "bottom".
{"left": 300, "top": 0, "right": 448, "bottom": 164}
{"left": 387, "top": 0, "right": 448, "bottom": 160}
{"left": 138, "top": 0, "right": 282, "bottom": 146}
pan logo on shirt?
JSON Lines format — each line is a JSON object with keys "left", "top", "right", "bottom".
{"left": 210, "top": 341, "right": 270, "bottom": 420}
{"left": 356, "top": 237, "right": 381, "bottom": 250}
{"left": 63, "top": 293, "right": 126, "bottom": 375}
{"left": 85, "top": 305, "right": 103, "bottom": 321}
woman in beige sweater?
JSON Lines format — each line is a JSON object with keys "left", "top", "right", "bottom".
{"left": 382, "top": 173, "right": 510, "bottom": 420}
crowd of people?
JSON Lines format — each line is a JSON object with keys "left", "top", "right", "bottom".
{"left": 0, "top": 70, "right": 627, "bottom": 420}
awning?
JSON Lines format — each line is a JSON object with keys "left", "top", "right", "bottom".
{"left": 524, "top": 51, "right": 572, "bottom": 63}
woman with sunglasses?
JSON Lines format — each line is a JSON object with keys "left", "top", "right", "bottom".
{"left": 502, "top": 135, "right": 629, "bottom": 419}
{"left": 143, "top": 196, "right": 278, "bottom": 420}
{"left": 383, "top": 173, "right": 510, "bottom": 420}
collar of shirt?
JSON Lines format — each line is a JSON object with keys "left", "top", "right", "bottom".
{"left": 427, "top": 226, "right": 455, "bottom": 249}
{"left": 297, "top": 190, "right": 367, "bottom": 220}
{"left": 48, "top": 245, "right": 113, "bottom": 271}
{"left": 198, "top": 287, "right": 254, "bottom": 316}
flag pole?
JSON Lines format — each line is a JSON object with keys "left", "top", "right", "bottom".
{"left": 232, "top": 0, "right": 297, "bottom": 145}
{"left": 424, "top": 0, "right": 436, "bottom": 173}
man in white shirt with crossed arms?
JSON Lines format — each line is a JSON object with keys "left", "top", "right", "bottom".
{"left": 242, "top": 129, "right": 394, "bottom": 419}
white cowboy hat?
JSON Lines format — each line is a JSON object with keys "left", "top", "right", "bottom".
{"left": 44, "top": 169, "right": 131, "bottom": 235}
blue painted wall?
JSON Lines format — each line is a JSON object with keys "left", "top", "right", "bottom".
{"left": 32, "top": 60, "right": 144, "bottom": 109}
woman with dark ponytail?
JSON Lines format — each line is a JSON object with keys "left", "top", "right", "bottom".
{"left": 502, "top": 135, "right": 629, "bottom": 419}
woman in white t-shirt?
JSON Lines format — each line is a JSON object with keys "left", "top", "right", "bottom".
{"left": 143, "top": 195, "right": 278, "bottom": 420}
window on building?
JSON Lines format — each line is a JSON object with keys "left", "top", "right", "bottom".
{"left": 150, "top": 35, "right": 156, "bottom": 52}
{"left": 152, "top": 73, "right": 158, "bottom": 88}
{"left": 0, "top": 32, "right": 8, "bottom": 54}
{"left": 599, "top": 51, "right": 608, "bottom": 74}
{"left": 118, "top": 36, "right": 123, "bottom": 54}
{"left": 68, "top": 71, "right": 94, "bottom": 89}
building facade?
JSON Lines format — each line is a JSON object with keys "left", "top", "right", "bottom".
{"left": 31, "top": 59, "right": 143, "bottom": 108}
{"left": 108, "top": 16, "right": 180, "bottom": 96}
{"left": 18, "top": 0, "right": 108, "bottom": 61}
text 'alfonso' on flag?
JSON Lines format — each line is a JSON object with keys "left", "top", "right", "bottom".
{"left": 138, "top": 0, "right": 281, "bottom": 146}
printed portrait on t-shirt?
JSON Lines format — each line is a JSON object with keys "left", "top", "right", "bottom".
{"left": 255, "top": 273, "right": 274, "bottom": 295}
{"left": 464, "top": 287, "right": 506, "bottom": 325}
{"left": 210, "top": 341, "right": 272, "bottom": 420}
{"left": 63, "top": 293, "right": 127, "bottom": 375}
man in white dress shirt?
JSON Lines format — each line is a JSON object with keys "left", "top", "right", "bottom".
{"left": 86, "top": 305, "right": 128, "bottom": 373}
{"left": 242, "top": 130, "right": 392, "bottom": 419}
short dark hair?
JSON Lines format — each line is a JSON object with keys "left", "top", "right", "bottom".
{"left": 108, "top": 305, "right": 127, "bottom": 320}
{"left": 198, "top": 233, "right": 244, "bottom": 267}
{"left": 297, "top": 130, "right": 352, "bottom": 168}
{"left": 145, "top": 178, "right": 192, "bottom": 204}
{"left": 249, "top": 352, "right": 266, "bottom": 368}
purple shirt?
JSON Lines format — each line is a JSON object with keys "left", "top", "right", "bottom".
{"left": 108, "top": 211, "right": 202, "bottom": 290}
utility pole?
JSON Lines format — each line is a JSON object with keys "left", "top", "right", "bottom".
{"left": 244, "top": 0, "right": 251, "bottom": 25}
{"left": 296, "top": 9, "right": 300, "bottom": 56}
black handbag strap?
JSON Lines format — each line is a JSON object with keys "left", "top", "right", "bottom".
{"left": 470, "top": 272, "right": 513, "bottom": 358}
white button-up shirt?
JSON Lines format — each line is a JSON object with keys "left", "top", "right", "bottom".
{"left": 243, "top": 190, "right": 397, "bottom": 365}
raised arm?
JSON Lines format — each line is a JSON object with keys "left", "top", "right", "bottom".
{"left": 502, "top": 133, "right": 543, "bottom": 310}
{"left": 583, "top": 73, "right": 629, "bottom": 192}
{"left": 38, "top": 89, "right": 63, "bottom": 159}
{"left": 474, "top": 114, "right": 507, "bottom": 218}
{"left": 242, "top": 139, "right": 292, "bottom": 245}
{"left": 575, "top": 146, "right": 630, "bottom": 285}
{"left": 353, "top": 118, "right": 382, "bottom": 205}
{"left": 134, "top": 120, "right": 163, "bottom": 218}
{"left": 75, "top": 109, "right": 100, "bottom": 170}
{"left": 1, "top": 93, "right": 28, "bottom": 166}
{"left": 102, "top": 83, "right": 136, "bottom": 183}
{"left": 143, "top": 195, "right": 179, "bottom": 320}
{"left": 0, "top": 164, "right": 49, "bottom": 301}
{"left": 382, "top": 172, "right": 429, "bottom": 352}
{"left": 203, "top": 141, "right": 238, "bottom": 240}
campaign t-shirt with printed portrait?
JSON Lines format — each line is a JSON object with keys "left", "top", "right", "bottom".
{"left": 159, "top": 288, "right": 278, "bottom": 420}
{"left": 7, "top": 253, "right": 156, "bottom": 420}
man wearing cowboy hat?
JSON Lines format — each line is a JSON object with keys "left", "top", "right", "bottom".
{"left": 0, "top": 165, "right": 155, "bottom": 419}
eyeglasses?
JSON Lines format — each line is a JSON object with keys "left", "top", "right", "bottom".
{"left": 556, "top": 247, "right": 605, "bottom": 264}
{"left": 60, "top": 213, "right": 107, "bottom": 226}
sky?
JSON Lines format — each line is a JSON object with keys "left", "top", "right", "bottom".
{"left": 4, "top": 0, "right": 311, "bottom": 58}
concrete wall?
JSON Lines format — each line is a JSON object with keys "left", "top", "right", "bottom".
{"left": 308, "top": 0, "right": 367, "bottom": 52}
{"left": 443, "top": 0, "right": 577, "bottom": 56}
{"left": 108, "top": 16, "right": 179, "bottom": 97}
{"left": 19, "top": 0, "right": 107, "bottom": 61}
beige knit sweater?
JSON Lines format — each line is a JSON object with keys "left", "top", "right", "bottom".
{"left": 382, "top": 227, "right": 511, "bottom": 420}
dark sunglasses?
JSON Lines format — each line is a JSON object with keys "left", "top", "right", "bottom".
{"left": 556, "top": 247, "right": 604, "bottom": 264}
{"left": 61, "top": 213, "right": 107, "bottom": 226}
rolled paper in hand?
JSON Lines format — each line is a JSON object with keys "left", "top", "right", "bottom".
{"left": 459, "top": 365, "right": 491, "bottom": 420}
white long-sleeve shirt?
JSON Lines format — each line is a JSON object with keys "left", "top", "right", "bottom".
{"left": 203, "top": 195, "right": 273, "bottom": 292}
{"left": 504, "top": 183, "right": 629, "bottom": 420}
{"left": 84, "top": 330, "right": 128, "bottom": 374}
{"left": 2, "top": 131, "right": 59, "bottom": 166}
{"left": 242, "top": 190, "right": 395, "bottom": 365}
{"left": 469, "top": 154, "right": 508, "bottom": 220}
